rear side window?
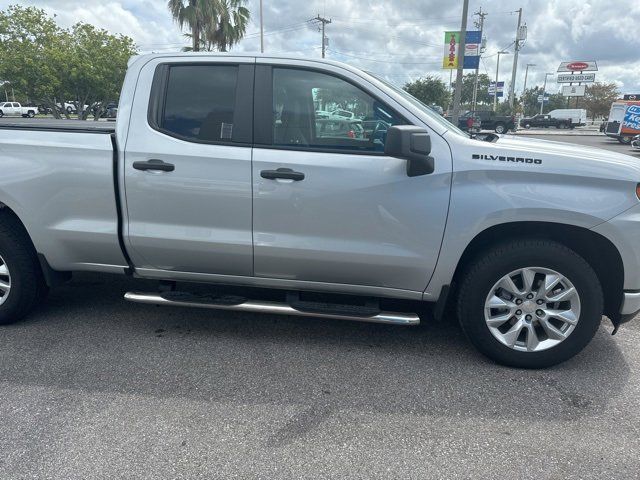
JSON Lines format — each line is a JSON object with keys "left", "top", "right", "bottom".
{"left": 160, "top": 65, "right": 238, "bottom": 143}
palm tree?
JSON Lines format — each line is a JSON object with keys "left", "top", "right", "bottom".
{"left": 168, "top": 0, "right": 249, "bottom": 53}
{"left": 206, "top": 0, "right": 250, "bottom": 52}
{"left": 168, "top": 0, "right": 217, "bottom": 52}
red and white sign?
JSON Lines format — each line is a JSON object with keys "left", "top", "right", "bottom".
{"left": 558, "top": 61, "right": 598, "bottom": 72}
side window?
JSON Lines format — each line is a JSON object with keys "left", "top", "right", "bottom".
{"left": 159, "top": 64, "right": 238, "bottom": 143}
{"left": 3, "top": 103, "right": 11, "bottom": 108}
{"left": 272, "top": 68, "right": 405, "bottom": 152}
{"left": 12, "top": 103, "right": 20, "bottom": 108}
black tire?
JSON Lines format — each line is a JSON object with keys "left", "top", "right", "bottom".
{"left": 0, "top": 211, "right": 46, "bottom": 325}
{"left": 494, "top": 123, "right": 506, "bottom": 134}
{"left": 27, "top": 111, "right": 35, "bottom": 118}
{"left": 524, "top": 123, "right": 531, "bottom": 129}
{"left": 457, "top": 239, "right": 603, "bottom": 369}
{"left": 0, "top": 110, "right": 3, "bottom": 118}
{"left": 619, "top": 136, "right": 632, "bottom": 145}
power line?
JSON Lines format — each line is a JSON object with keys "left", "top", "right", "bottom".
{"left": 328, "top": 49, "right": 442, "bottom": 65}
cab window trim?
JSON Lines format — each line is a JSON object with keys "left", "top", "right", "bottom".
{"left": 254, "top": 64, "right": 412, "bottom": 156}
{"left": 147, "top": 61, "right": 254, "bottom": 147}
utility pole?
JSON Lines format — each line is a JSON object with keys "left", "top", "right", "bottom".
{"left": 540, "top": 72, "right": 553, "bottom": 114}
{"left": 494, "top": 51, "right": 509, "bottom": 112}
{"left": 471, "top": 7, "right": 487, "bottom": 111}
{"left": 259, "top": 0, "right": 264, "bottom": 53}
{"left": 508, "top": 8, "right": 523, "bottom": 109}
{"left": 451, "top": 0, "right": 470, "bottom": 126}
{"left": 315, "top": 14, "right": 332, "bottom": 58}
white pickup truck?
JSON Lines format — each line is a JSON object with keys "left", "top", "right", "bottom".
{"left": 0, "top": 102, "right": 37, "bottom": 118}
{"left": 1, "top": 53, "right": 640, "bottom": 368}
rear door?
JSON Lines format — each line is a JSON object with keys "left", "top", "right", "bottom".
{"left": 123, "top": 58, "right": 255, "bottom": 276}
{"left": 251, "top": 63, "right": 452, "bottom": 293}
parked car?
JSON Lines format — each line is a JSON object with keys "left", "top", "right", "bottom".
{"left": 0, "top": 102, "right": 37, "bottom": 118}
{"left": 329, "top": 109, "right": 356, "bottom": 120}
{"left": 548, "top": 109, "right": 587, "bottom": 127}
{"left": 91, "top": 101, "right": 118, "bottom": 119}
{"left": 468, "top": 110, "right": 516, "bottom": 134}
{"left": 445, "top": 112, "right": 481, "bottom": 132}
{"left": 1, "top": 53, "right": 640, "bottom": 369}
{"left": 600, "top": 120, "right": 607, "bottom": 133}
{"left": 315, "top": 118, "right": 365, "bottom": 140}
{"left": 520, "top": 114, "right": 573, "bottom": 129}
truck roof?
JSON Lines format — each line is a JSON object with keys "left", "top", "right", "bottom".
{"left": 128, "top": 52, "right": 368, "bottom": 76}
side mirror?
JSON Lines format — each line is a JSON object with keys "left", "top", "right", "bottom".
{"left": 384, "top": 126, "right": 435, "bottom": 177}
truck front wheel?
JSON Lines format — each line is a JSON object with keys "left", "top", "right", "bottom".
{"left": 0, "top": 212, "right": 46, "bottom": 325}
{"left": 457, "top": 239, "right": 603, "bottom": 368}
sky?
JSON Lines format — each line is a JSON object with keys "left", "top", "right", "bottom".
{"left": 3, "top": 0, "right": 639, "bottom": 95}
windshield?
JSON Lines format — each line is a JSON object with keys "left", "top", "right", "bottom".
{"left": 366, "top": 72, "right": 469, "bottom": 138}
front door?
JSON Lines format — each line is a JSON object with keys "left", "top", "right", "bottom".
{"left": 123, "top": 60, "right": 255, "bottom": 276}
{"left": 252, "top": 65, "right": 451, "bottom": 293}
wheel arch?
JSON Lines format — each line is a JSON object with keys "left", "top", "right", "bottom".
{"left": 451, "top": 221, "right": 624, "bottom": 324}
{"left": 0, "top": 202, "right": 66, "bottom": 287}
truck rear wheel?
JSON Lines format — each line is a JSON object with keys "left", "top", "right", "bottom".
{"left": 457, "top": 239, "right": 603, "bottom": 368}
{"left": 494, "top": 123, "right": 506, "bottom": 134}
{"left": 0, "top": 212, "right": 46, "bottom": 325}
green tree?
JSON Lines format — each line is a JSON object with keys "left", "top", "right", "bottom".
{"left": 0, "top": 5, "right": 136, "bottom": 120}
{"left": 583, "top": 82, "right": 619, "bottom": 120}
{"left": 169, "top": 0, "right": 249, "bottom": 52}
{"left": 0, "top": 5, "right": 64, "bottom": 116}
{"left": 64, "top": 23, "right": 136, "bottom": 119}
{"left": 521, "top": 87, "right": 567, "bottom": 116}
{"left": 403, "top": 76, "right": 451, "bottom": 110}
{"left": 451, "top": 73, "right": 492, "bottom": 107}
{"left": 206, "top": 0, "right": 249, "bottom": 52}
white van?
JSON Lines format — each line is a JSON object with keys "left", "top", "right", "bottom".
{"left": 548, "top": 109, "right": 587, "bottom": 127}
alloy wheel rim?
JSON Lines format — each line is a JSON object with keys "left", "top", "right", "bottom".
{"left": 0, "top": 254, "right": 10, "bottom": 306}
{"left": 484, "top": 267, "right": 581, "bottom": 352}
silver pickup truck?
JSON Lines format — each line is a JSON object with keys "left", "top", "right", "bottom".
{"left": 1, "top": 53, "right": 640, "bottom": 368}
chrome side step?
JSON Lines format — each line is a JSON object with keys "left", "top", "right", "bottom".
{"left": 124, "top": 291, "right": 420, "bottom": 326}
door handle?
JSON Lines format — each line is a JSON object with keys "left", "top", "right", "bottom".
{"left": 260, "top": 168, "right": 305, "bottom": 181}
{"left": 133, "top": 159, "right": 175, "bottom": 172}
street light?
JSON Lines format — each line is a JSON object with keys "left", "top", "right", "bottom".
{"left": 523, "top": 63, "right": 536, "bottom": 94}
{"left": 540, "top": 72, "right": 554, "bottom": 115}
{"left": 494, "top": 50, "right": 510, "bottom": 112}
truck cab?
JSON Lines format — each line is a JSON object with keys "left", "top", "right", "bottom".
{"left": 0, "top": 102, "right": 36, "bottom": 118}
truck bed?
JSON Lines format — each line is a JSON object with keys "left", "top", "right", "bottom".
{"left": 0, "top": 122, "right": 127, "bottom": 273}
{"left": 0, "top": 118, "right": 116, "bottom": 134}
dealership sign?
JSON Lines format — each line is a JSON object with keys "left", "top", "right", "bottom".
{"left": 623, "top": 94, "right": 640, "bottom": 101}
{"left": 557, "top": 61, "right": 598, "bottom": 72}
{"left": 562, "top": 85, "right": 586, "bottom": 97}
{"left": 557, "top": 73, "right": 596, "bottom": 83}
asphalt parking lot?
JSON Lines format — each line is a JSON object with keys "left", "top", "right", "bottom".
{"left": 1, "top": 134, "right": 640, "bottom": 479}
